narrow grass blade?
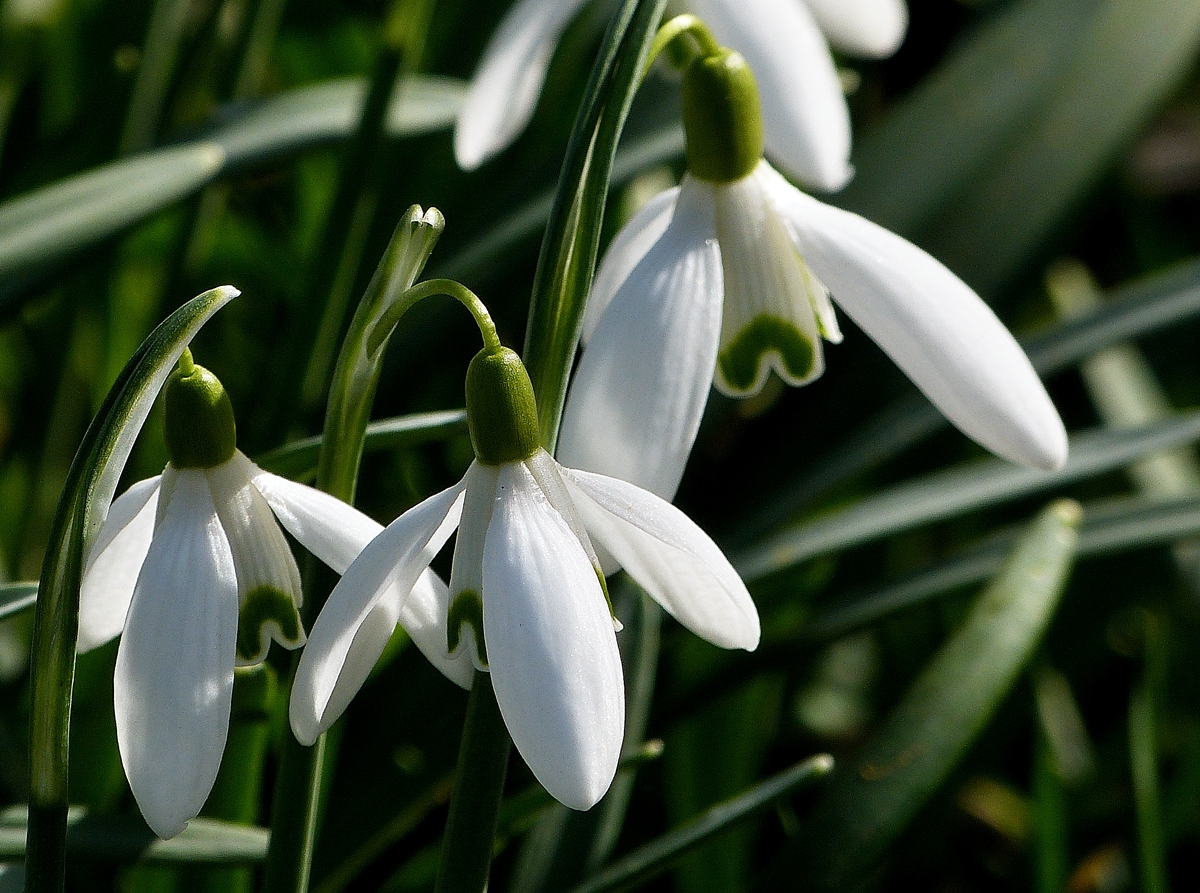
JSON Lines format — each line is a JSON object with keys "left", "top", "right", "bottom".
{"left": 768, "top": 501, "right": 1081, "bottom": 892}
{"left": 0, "top": 807, "right": 266, "bottom": 864}
{"left": 734, "top": 413, "right": 1200, "bottom": 581}
{"left": 568, "top": 755, "right": 833, "bottom": 893}
{"left": 0, "top": 583, "right": 36, "bottom": 621}
{"left": 1129, "top": 615, "right": 1170, "bottom": 893}
{"left": 254, "top": 409, "right": 467, "bottom": 481}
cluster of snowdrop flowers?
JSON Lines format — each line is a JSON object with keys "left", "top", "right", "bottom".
{"left": 291, "top": 342, "right": 759, "bottom": 810}
{"left": 77, "top": 351, "right": 453, "bottom": 839}
{"left": 557, "top": 43, "right": 1069, "bottom": 501}
{"left": 456, "top": 0, "right": 908, "bottom": 190}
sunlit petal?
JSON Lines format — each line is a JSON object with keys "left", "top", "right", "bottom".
{"left": 250, "top": 459, "right": 382, "bottom": 575}
{"left": 484, "top": 463, "right": 624, "bottom": 810}
{"left": 689, "top": 0, "right": 851, "bottom": 191}
{"left": 558, "top": 178, "right": 722, "bottom": 501}
{"left": 583, "top": 186, "right": 679, "bottom": 343}
{"left": 805, "top": 0, "right": 908, "bottom": 58}
{"left": 207, "top": 455, "right": 304, "bottom": 663}
{"left": 564, "top": 468, "right": 760, "bottom": 651}
{"left": 290, "top": 480, "right": 465, "bottom": 745}
{"left": 79, "top": 475, "right": 160, "bottom": 652}
{"left": 114, "top": 470, "right": 237, "bottom": 839}
{"left": 454, "top": 0, "right": 591, "bottom": 169}
{"left": 761, "top": 163, "right": 1068, "bottom": 470}
{"left": 398, "top": 569, "right": 476, "bottom": 690}
{"left": 712, "top": 168, "right": 826, "bottom": 396}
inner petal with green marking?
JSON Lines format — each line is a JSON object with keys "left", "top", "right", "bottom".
{"left": 237, "top": 585, "right": 304, "bottom": 664}
{"left": 717, "top": 314, "right": 816, "bottom": 395}
{"left": 448, "top": 589, "right": 487, "bottom": 668}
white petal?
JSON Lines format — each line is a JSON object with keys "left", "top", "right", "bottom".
{"left": 583, "top": 187, "right": 680, "bottom": 344}
{"left": 761, "top": 163, "right": 1068, "bottom": 470}
{"left": 397, "top": 569, "right": 476, "bottom": 689}
{"left": 454, "top": 0, "right": 591, "bottom": 169}
{"left": 484, "top": 463, "right": 624, "bottom": 810}
{"left": 557, "top": 178, "right": 722, "bottom": 501}
{"left": 290, "top": 480, "right": 465, "bottom": 745}
{"left": 688, "top": 0, "right": 851, "bottom": 191}
{"left": 249, "top": 461, "right": 382, "bottom": 575}
{"left": 78, "top": 475, "right": 160, "bottom": 653}
{"left": 564, "top": 468, "right": 760, "bottom": 651}
{"left": 207, "top": 454, "right": 304, "bottom": 663}
{"left": 805, "top": 0, "right": 908, "bottom": 58}
{"left": 712, "top": 168, "right": 826, "bottom": 396}
{"left": 447, "top": 462, "right": 500, "bottom": 670}
{"left": 114, "top": 470, "right": 238, "bottom": 839}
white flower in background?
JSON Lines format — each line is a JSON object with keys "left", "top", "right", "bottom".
{"left": 79, "top": 352, "right": 455, "bottom": 839}
{"left": 291, "top": 346, "right": 759, "bottom": 810}
{"left": 455, "top": 0, "right": 908, "bottom": 191}
{"left": 557, "top": 49, "right": 1068, "bottom": 501}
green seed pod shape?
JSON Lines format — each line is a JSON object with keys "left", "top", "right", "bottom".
{"left": 682, "top": 49, "right": 765, "bottom": 184}
{"left": 164, "top": 361, "right": 237, "bottom": 469}
{"left": 465, "top": 346, "right": 541, "bottom": 466}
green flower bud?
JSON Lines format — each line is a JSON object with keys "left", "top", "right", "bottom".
{"left": 465, "top": 346, "right": 541, "bottom": 466}
{"left": 164, "top": 353, "right": 237, "bottom": 469}
{"left": 682, "top": 49, "right": 764, "bottom": 184}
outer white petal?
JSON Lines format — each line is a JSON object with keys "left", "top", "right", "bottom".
{"left": 484, "top": 463, "right": 624, "bottom": 810}
{"left": 207, "top": 454, "right": 304, "bottom": 663}
{"left": 711, "top": 168, "right": 827, "bottom": 396}
{"left": 397, "top": 569, "right": 476, "bottom": 689}
{"left": 114, "top": 470, "right": 237, "bottom": 839}
{"left": 689, "top": 0, "right": 851, "bottom": 191}
{"left": 250, "top": 461, "right": 382, "bottom": 575}
{"left": 558, "top": 178, "right": 722, "bottom": 501}
{"left": 454, "top": 0, "right": 592, "bottom": 169}
{"left": 290, "top": 480, "right": 465, "bottom": 745}
{"left": 583, "top": 187, "right": 679, "bottom": 343}
{"left": 79, "top": 475, "right": 160, "bottom": 652}
{"left": 564, "top": 468, "right": 760, "bottom": 651}
{"left": 805, "top": 0, "right": 908, "bottom": 58}
{"left": 761, "top": 164, "right": 1068, "bottom": 470}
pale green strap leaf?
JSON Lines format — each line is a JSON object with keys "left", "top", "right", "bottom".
{"left": 0, "top": 807, "right": 266, "bottom": 864}
{"left": 769, "top": 501, "right": 1081, "bottom": 891}
{"left": 734, "top": 413, "right": 1200, "bottom": 581}
{"left": 0, "top": 583, "right": 36, "bottom": 622}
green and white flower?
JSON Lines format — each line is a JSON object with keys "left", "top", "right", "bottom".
{"left": 557, "top": 49, "right": 1068, "bottom": 501}
{"left": 291, "top": 346, "right": 759, "bottom": 810}
{"left": 455, "top": 0, "right": 908, "bottom": 190}
{"left": 79, "top": 354, "right": 455, "bottom": 839}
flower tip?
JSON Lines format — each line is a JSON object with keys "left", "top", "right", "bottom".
{"left": 288, "top": 698, "right": 322, "bottom": 748}
{"left": 1026, "top": 420, "right": 1069, "bottom": 473}
{"left": 453, "top": 123, "right": 489, "bottom": 172}
{"left": 141, "top": 806, "right": 189, "bottom": 841}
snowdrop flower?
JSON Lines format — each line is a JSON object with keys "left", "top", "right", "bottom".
{"left": 79, "top": 351, "right": 452, "bottom": 839}
{"left": 558, "top": 48, "right": 1068, "bottom": 501}
{"left": 455, "top": 0, "right": 908, "bottom": 190}
{"left": 292, "top": 344, "right": 759, "bottom": 810}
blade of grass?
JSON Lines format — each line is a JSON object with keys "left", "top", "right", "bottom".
{"left": 765, "top": 501, "right": 1081, "bottom": 892}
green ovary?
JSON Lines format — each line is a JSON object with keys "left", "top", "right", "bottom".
{"left": 718, "top": 315, "right": 815, "bottom": 393}
{"left": 237, "top": 585, "right": 303, "bottom": 663}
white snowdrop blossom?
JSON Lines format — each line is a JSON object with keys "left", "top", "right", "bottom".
{"left": 455, "top": 0, "right": 908, "bottom": 190}
{"left": 291, "top": 346, "right": 759, "bottom": 810}
{"left": 557, "top": 49, "right": 1068, "bottom": 501}
{"left": 79, "top": 355, "right": 455, "bottom": 839}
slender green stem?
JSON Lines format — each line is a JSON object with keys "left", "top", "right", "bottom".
{"left": 642, "top": 15, "right": 720, "bottom": 80}
{"left": 368, "top": 279, "right": 500, "bottom": 356}
{"left": 263, "top": 207, "right": 442, "bottom": 893}
{"left": 1130, "top": 614, "right": 1170, "bottom": 893}
{"left": 434, "top": 676, "right": 511, "bottom": 893}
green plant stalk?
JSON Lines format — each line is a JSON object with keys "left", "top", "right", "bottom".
{"left": 523, "top": 0, "right": 669, "bottom": 452}
{"left": 433, "top": 677, "right": 511, "bottom": 893}
{"left": 25, "top": 287, "right": 236, "bottom": 893}
{"left": 263, "top": 208, "right": 442, "bottom": 893}
{"left": 1130, "top": 614, "right": 1170, "bottom": 893}
{"left": 1032, "top": 726, "right": 1068, "bottom": 893}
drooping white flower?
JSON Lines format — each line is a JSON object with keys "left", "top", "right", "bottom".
{"left": 291, "top": 346, "right": 759, "bottom": 810}
{"left": 79, "top": 354, "right": 456, "bottom": 839}
{"left": 455, "top": 0, "right": 909, "bottom": 191}
{"left": 557, "top": 49, "right": 1068, "bottom": 501}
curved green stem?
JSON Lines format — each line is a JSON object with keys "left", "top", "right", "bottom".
{"left": 367, "top": 278, "right": 500, "bottom": 356}
{"left": 642, "top": 14, "right": 720, "bottom": 81}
